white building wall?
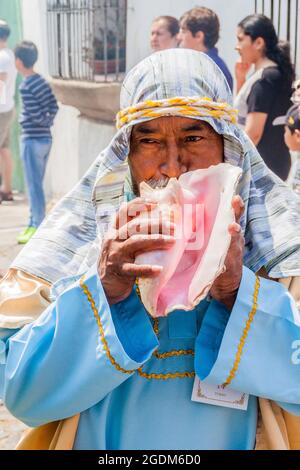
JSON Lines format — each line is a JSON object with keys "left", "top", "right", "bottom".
{"left": 21, "top": 0, "right": 49, "bottom": 76}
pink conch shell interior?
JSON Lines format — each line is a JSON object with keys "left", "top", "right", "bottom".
{"left": 135, "top": 163, "right": 242, "bottom": 317}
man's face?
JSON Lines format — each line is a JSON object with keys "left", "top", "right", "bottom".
{"left": 129, "top": 116, "right": 224, "bottom": 193}
{"left": 178, "top": 26, "right": 204, "bottom": 51}
{"left": 150, "top": 20, "right": 178, "bottom": 52}
{"left": 284, "top": 126, "right": 300, "bottom": 151}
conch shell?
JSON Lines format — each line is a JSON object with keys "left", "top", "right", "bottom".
{"left": 135, "top": 163, "right": 242, "bottom": 317}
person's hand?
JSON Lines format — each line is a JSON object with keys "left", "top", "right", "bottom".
{"left": 98, "top": 198, "right": 175, "bottom": 305}
{"left": 235, "top": 60, "right": 251, "bottom": 89}
{"left": 210, "top": 196, "right": 245, "bottom": 311}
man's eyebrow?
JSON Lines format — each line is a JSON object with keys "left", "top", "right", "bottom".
{"left": 133, "top": 122, "right": 209, "bottom": 134}
{"left": 182, "top": 123, "right": 207, "bottom": 132}
{"left": 134, "top": 125, "right": 159, "bottom": 134}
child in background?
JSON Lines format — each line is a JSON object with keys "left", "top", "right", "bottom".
{"left": 274, "top": 103, "right": 300, "bottom": 195}
{"left": 14, "top": 41, "right": 58, "bottom": 244}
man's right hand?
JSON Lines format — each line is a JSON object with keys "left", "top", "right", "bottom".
{"left": 98, "top": 198, "right": 175, "bottom": 305}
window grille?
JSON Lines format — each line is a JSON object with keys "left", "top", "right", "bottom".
{"left": 254, "top": 0, "right": 299, "bottom": 73}
{"left": 46, "top": 0, "right": 127, "bottom": 82}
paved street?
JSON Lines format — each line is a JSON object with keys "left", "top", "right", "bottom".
{"left": 0, "top": 196, "right": 31, "bottom": 449}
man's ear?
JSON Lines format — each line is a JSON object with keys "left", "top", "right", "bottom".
{"left": 195, "top": 30, "right": 205, "bottom": 47}
{"left": 295, "top": 129, "right": 300, "bottom": 140}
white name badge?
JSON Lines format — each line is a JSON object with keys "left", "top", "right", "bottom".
{"left": 191, "top": 376, "right": 249, "bottom": 411}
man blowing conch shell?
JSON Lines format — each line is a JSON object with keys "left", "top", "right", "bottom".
{"left": 1, "top": 50, "right": 300, "bottom": 450}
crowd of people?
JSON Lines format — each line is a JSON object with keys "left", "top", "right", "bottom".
{"left": 1, "top": 6, "right": 300, "bottom": 451}
{"left": 150, "top": 7, "right": 300, "bottom": 189}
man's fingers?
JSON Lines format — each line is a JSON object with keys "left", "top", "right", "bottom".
{"left": 228, "top": 222, "right": 242, "bottom": 236}
{"left": 227, "top": 222, "right": 244, "bottom": 256}
{"left": 118, "top": 217, "right": 175, "bottom": 240}
{"left": 121, "top": 263, "right": 163, "bottom": 278}
{"left": 125, "top": 234, "right": 176, "bottom": 256}
{"left": 114, "top": 198, "right": 157, "bottom": 229}
{"left": 232, "top": 196, "right": 245, "bottom": 224}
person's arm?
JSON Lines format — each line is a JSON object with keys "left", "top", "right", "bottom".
{"left": 0, "top": 269, "right": 52, "bottom": 398}
{"left": 2, "top": 265, "right": 158, "bottom": 427}
{"left": 0, "top": 72, "right": 7, "bottom": 82}
{"left": 32, "top": 81, "right": 59, "bottom": 126}
{"left": 20, "top": 86, "right": 58, "bottom": 128}
{"left": 244, "top": 112, "right": 268, "bottom": 146}
{"left": 0, "top": 53, "right": 10, "bottom": 84}
{"left": 195, "top": 266, "right": 300, "bottom": 414}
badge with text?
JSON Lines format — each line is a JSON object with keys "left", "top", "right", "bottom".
{"left": 191, "top": 376, "right": 249, "bottom": 410}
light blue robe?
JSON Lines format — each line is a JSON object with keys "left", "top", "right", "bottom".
{"left": 1, "top": 266, "right": 300, "bottom": 450}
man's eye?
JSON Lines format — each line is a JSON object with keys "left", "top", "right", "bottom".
{"left": 140, "top": 139, "right": 158, "bottom": 144}
{"left": 185, "top": 136, "right": 203, "bottom": 142}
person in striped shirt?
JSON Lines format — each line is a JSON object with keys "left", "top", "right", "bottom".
{"left": 14, "top": 41, "right": 58, "bottom": 244}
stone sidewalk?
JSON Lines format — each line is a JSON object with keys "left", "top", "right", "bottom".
{"left": 0, "top": 196, "right": 31, "bottom": 450}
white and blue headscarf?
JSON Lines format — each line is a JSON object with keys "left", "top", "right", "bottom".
{"left": 13, "top": 49, "right": 300, "bottom": 283}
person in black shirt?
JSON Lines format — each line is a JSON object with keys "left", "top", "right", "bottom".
{"left": 235, "top": 14, "right": 294, "bottom": 181}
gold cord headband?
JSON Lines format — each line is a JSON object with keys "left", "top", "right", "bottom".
{"left": 116, "top": 96, "right": 238, "bottom": 129}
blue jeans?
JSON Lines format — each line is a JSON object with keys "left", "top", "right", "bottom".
{"left": 21, "top": 137, "right": 52, "bottom": 228}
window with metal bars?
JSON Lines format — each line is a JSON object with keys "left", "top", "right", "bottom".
{"left": 254, "top": 0, "right": 299, "bottom": 73}
{"left": 46, "top": 0, "right": 127, "bottom": 82}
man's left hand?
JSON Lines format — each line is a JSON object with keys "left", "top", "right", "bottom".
{"left": 210, "top": 195, "right": 245, "bottom": 311}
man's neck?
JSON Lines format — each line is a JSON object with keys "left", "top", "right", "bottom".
{"left": 197, "top": 44, "right": 208, "bottom": 53}
{"left": 22, "top": 68, "right": 36, "bottom": 78}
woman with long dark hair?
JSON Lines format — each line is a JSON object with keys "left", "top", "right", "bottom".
{"left": 235, "top": 14, "right": 295, "bottom": 180}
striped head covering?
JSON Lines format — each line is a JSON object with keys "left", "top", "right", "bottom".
{"left": 13, "top": 49, "right": 300, "bottom": 284}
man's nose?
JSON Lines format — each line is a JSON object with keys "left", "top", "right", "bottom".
{"left": 160, "top": 144, "right": 187, "bottom": 178}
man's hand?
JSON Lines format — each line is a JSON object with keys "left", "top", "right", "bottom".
{"left": 210, "top": 196, "right": 245, "bottom": 311}
{"left": 98, "top": 198, "right": 175, "bottom": 305}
